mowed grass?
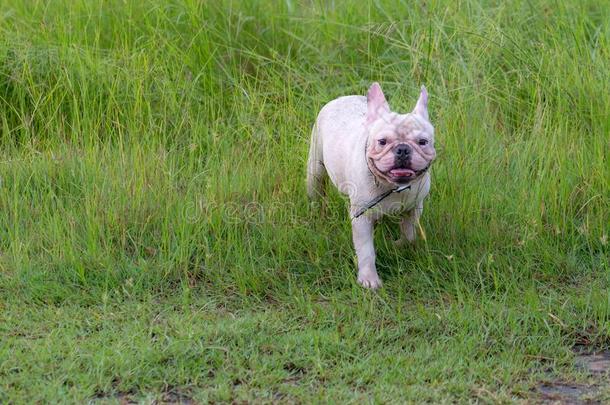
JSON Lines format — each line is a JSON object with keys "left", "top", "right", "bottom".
{"left": 0, "top": 0, "right": 608, "bottom": 402}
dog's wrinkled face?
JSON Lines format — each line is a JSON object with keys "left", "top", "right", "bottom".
{"left": 365, "top": 83, "right": 436, "bottom": 185}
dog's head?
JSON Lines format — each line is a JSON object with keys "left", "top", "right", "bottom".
{"left": 365, "top": 82, "right": 436, "bottom": 185}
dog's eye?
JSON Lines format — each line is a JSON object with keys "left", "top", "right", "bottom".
{"left": 418, "top": 139, "right": 428, "bottom": 146}
{"left": 378, "top": 139, "right": 387, "bottom": 146}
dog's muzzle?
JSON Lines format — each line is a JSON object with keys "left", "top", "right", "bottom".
{"left": 393, "top": 143, "right": 412, "bottom": 166}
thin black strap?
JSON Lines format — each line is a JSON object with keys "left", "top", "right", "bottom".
{"left": 351, "top": 184, "right": 411, "bottom": 219}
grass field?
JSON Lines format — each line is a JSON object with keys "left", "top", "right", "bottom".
{"left": 0, "top": 0, "right": 608, "bottom": 403}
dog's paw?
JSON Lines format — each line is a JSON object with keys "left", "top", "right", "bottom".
{"left": 394, "top": 237, "right": 417, "bottom": 247}
{"left": 357, "top": 271, "right": 382, "bottom": 289}
{"left": 393, "top": 237, "right": 407, "bottom": 247}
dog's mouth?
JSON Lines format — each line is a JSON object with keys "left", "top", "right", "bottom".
{"left": 389, "top": 168, "right": 415, "bottom": 179}
{"left": 368, "top": 157, "right": 431, "bottom": 185}
{"left": 386, "top": 166, "right": 430, "bottom": 183}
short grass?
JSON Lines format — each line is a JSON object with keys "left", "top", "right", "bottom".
{"left": 0, "top": 0, "right": 608, "bottom": 403}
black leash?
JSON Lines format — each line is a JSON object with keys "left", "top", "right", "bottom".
{"left": 351, "top": 184, "right": 411, "bottom": 219}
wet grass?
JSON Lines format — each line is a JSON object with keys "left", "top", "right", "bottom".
{"left": 0, "top": 0, "right": 608, "bottom": 402}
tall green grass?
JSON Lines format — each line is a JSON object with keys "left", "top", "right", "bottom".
{"left": 0, "top": 0, "right": 608, "bottom": 402}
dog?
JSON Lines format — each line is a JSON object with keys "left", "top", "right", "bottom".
{"left": 307, "top": 82, "right": 436, "bottom": 288}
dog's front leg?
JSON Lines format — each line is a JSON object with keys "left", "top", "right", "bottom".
{"left": 397, "top": 201, "right": 423, "bottom": 245}
{"left": 351, "top": 216, "right": 381, "bottom": 289}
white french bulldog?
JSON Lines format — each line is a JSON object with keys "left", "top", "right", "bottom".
{"left": 307, "top": 82, "right": 436, "bottom": 288}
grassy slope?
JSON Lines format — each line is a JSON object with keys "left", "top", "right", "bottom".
{"left": 0, "top": 0, "right": 608, "bottom": 402}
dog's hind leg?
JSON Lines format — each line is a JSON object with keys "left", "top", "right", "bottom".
{"left": 306, "top": 124, "right": 327, "bottom": 200}
{"left": 396, "top": 201, "right": 424, "bottom": 245}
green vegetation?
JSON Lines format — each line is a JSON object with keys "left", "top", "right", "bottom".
{"left": 0, "top": 0, "right": 608, "bottom": 402}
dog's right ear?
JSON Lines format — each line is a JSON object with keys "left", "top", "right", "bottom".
{"left": 367, "top": 82, "right": 390, "bottom": 124}
{"left": 412, "top": 85, "right": 429, "bottom": 121}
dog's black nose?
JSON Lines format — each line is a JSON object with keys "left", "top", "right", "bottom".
{"left": 394, "top": 144, "right": 411, "bottom": 158}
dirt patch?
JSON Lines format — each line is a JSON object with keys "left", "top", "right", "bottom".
{"left": 92, "top": 387, "right": 195, "bottom": 404}
{"left": 537, "top": 382, "right": 598, "bottom": 404}
{"left": 574, "top": 352, "right": 610, "bottom": 374}
{"left": 283, "top": 361, "right": 307, "bottom": 384}
{"left": 535, "top": 351, "right": 610, "bottom": 404}
{"left": 159, "top": 389, "right": 196, "bottom": 404}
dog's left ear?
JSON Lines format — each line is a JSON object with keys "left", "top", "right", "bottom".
{"left": 412, "top": 85, "right": 429, "bottom": 121}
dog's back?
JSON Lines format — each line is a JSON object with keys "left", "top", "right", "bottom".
{"left": 306, "top": 95, "right": 369, "bottom": 199}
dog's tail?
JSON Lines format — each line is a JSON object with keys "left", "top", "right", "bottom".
{"left": 306, "top": 123, "right": 326, "bottom": 200}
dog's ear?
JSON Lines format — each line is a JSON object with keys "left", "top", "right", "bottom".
{"left": 367, "top": 82, "right": 390, "bottom": 123}
{"left": 412, "top": 85, "right": 429, "bottom": 120}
